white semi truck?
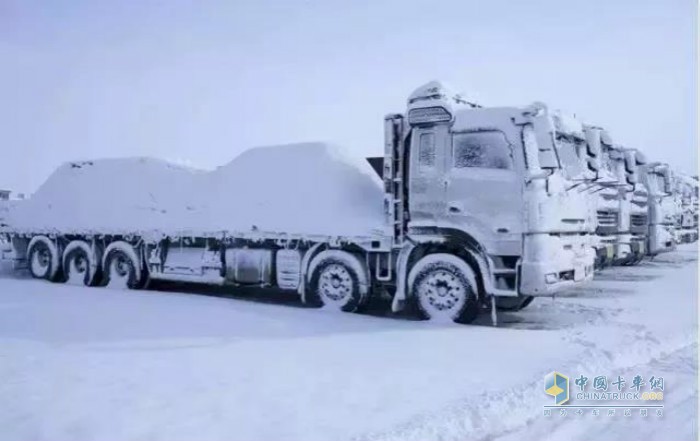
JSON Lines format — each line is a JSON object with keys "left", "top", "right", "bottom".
{"left": 643, "top": 162, "right": 676, "bottom": 255}
{"left": 1, "top": 81, "right": 595, "bottom": 323}
{"left": 623, "top": 148, "right": 649, "bottom": 264}
{"left": 580, "top": 127, "right": 638, "bottom": 267}
{"left": 676, "top": 174, "right": 698, "bottom": 243}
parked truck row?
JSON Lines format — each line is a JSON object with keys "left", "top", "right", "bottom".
{"left": 1, "top": 81, "right": 697, "bottom": 324}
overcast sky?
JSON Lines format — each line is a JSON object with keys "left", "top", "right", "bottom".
{"left": 1, "top": 0, "right": 697, "bottom": 193}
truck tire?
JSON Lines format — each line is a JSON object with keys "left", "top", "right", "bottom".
{"left": 308, "top": 251, "right": 368, "bottom": 312}
{"left": 103, "top": 246, "right": 142, "bottom": 290}
{"left": 63, "top": 240, "right": 101, "bottom": 286}
{"left": 408, "top": 253, "right": 479, "bottom": 324}
{"left": 27, "top": 236, "right": 61, "bottom": 282}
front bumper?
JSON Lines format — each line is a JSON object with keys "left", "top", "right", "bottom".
{"left": 648, "top": 224, "right": 676, "bottom": 255}
{"left": 519, "top": 234, "right": 595, "bottom": 296}
{"left": 594, "top": 243, "right": 615, "bottom": 268}
{"left": 629, "top": 236, "right": 646, "bottom": 256}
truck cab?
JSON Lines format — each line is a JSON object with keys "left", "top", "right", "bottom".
{"left": 623, "top": 149, "right": 649, "bottom": 263}
{"left": 581, "top": 126, "right": 624, "bottom": 267}
{"left": 685, "top": 177, "right": 699, "bottom": 242}
{"left": 643, "top": 163, "right": 676, "bottom": 255}
{"left": 677, "top": 175, "right": 698, "bottom": 243}
{"left": 383, "top": 81, "right": 594, "bottom": 317}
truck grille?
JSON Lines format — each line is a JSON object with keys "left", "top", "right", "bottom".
{"left": 630, "top": 213, "right": 648, "bottom": 234}
{"left": 596, "top": 210, "right": 618, "bottom": 235}
{"left": 596, "top": 210, "right": 618, "bottom": 227}
{"left": 630, "top": 214, "right": 648, "bottom": 227}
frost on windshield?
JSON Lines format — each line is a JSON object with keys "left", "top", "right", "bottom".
{"left": 453, "top": 131, "right": 512, "bottom": 170}
{"left": 556, "top": 134, "right": 585, "bottom": 178}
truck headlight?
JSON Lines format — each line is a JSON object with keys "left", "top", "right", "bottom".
{"left": 545, "top": 273, "right": 559, "bottom": 284}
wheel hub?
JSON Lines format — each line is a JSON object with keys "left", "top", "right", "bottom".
{"left": 318, "top": 264, "right": 353, "bottom": 302}
{"left": 418, "top": 270, "right": 464, "bottom": 311}
{"left": 38, "top": 250, "right": 50, "bottom": 268}
{"left": 114, "top": 256, "right": 129, "bottom": 277}
{"left": 74, "top": 256, "right": 87, "bottom": 273}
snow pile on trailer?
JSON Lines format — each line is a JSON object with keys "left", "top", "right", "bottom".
{"left": 7, "top": 158, "right": 208, "bottom": 236}
{"left": 204, "top": 142, "right": 384, "bottom": 236}
{"left": 7, "top": 143, "right": 385, "bottom": 238}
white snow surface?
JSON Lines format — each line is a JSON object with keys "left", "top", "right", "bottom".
{"left": 0, "top": 245, "right": 697, "bottom": 441}
{"left": 7, "top": 143, "right": 385, "bottom": 238}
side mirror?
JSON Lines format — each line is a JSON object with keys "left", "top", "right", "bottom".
{"left": 538, "top": 148, "right": 559, "bottom": 169}
{"left": 583, "top": 126, "right": 601, "bottom": 159}
{"left": 635, "top": 151, "right": 647, "bottom": 166}
{"left": 663, "top": 173, "right": 672, "bottom": 195}
{"left": 534, "top": 129, "right": 559, "bottom": 169}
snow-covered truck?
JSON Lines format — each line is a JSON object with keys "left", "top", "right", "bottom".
{"left": 561, "top": 123, "right": 648, "bottom": 267}
{"left": 676, "top": 174, "right": 698, "bottom": 243}
{"left": 539, "top": 113, "right": 600, "bottom": 269}
{"left": 0, "top": 81, "right": 595, "bottom": 323}
{"left": 580, "top": 127, "right": 635, "bottom": 266}
{"left": 623, "top": 148, "right": 649, "bottom": 264}
{"left": 643, "top": 162, "right": 676, "bottom": 255}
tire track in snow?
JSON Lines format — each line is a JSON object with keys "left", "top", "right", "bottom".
{"left": 356, "top": 248, "right": 697, "bottom": 441}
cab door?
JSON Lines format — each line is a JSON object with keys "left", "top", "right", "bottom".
{"left": 444, "top": 129, "right": 523, "bottom": 255}
{"left": 407, "top": 125, "right": 450, "bottom": 227}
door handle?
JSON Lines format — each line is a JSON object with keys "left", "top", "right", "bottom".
{"left": 448, "top": 204, "right": 462, "bottom": 213}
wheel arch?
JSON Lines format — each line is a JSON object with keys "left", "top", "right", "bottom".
{"left": 103, "top": 240, "right": 143, "bottom": 277}
{"left": 395, "top": 229, "right": 493, "bottom": 309}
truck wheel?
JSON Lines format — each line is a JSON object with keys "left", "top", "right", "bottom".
{"left": 409, "top": 254, "right": 479, "bottom": 324}
{"left": 496, "top": 295, "right": 534, "bottom": 311}
{"left": 103, "top": 247, "right": 142, "bottom": 290}
{"left": 27, "top": 236, "right": 61, "bottom": 282}
{"left": 308, "top": 252, "right": 368, "bottom": 312}
{"left": 63, "top": 241, "right": 101, "bottom": 286}
{"left": 28, "top": 240, "right": 54, "bottom": 280}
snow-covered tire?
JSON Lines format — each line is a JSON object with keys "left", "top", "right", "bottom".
{"left": 63, "top": 240, "right": 101, "bottom": 286}
{"left": 102, "top": 242, "right": 143, "bottom": 290}
{"left": 408, "top": 253, "right": 479, "bottom": 324}
{"left": 496, "top": 295, "right": 534, "bottom": 311}
{"left": 307, "top": 250, "right": 369, "bottom": 312}
{"left": 27, "top": 236, "right": 61, "bottom": 282}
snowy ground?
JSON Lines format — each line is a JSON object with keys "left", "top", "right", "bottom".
{"left": 0, "top": 245, "right": 697, "bottom": 441}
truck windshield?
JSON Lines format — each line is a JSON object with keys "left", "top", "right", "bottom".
{"left": 649, "top": 173, "right": 665, "bottom": 194}
{"left": 556, "top": 134, "right": 585, "bottom": 178}
{"left": 600, "top": 149, "right": 615, "bottom": 175}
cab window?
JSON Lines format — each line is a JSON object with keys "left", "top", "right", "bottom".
{"left": 453, "top": 131, "right": 512, "bottom": 170}
{"left": 418, "top": 132, "right": 436, "bottom": 170}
